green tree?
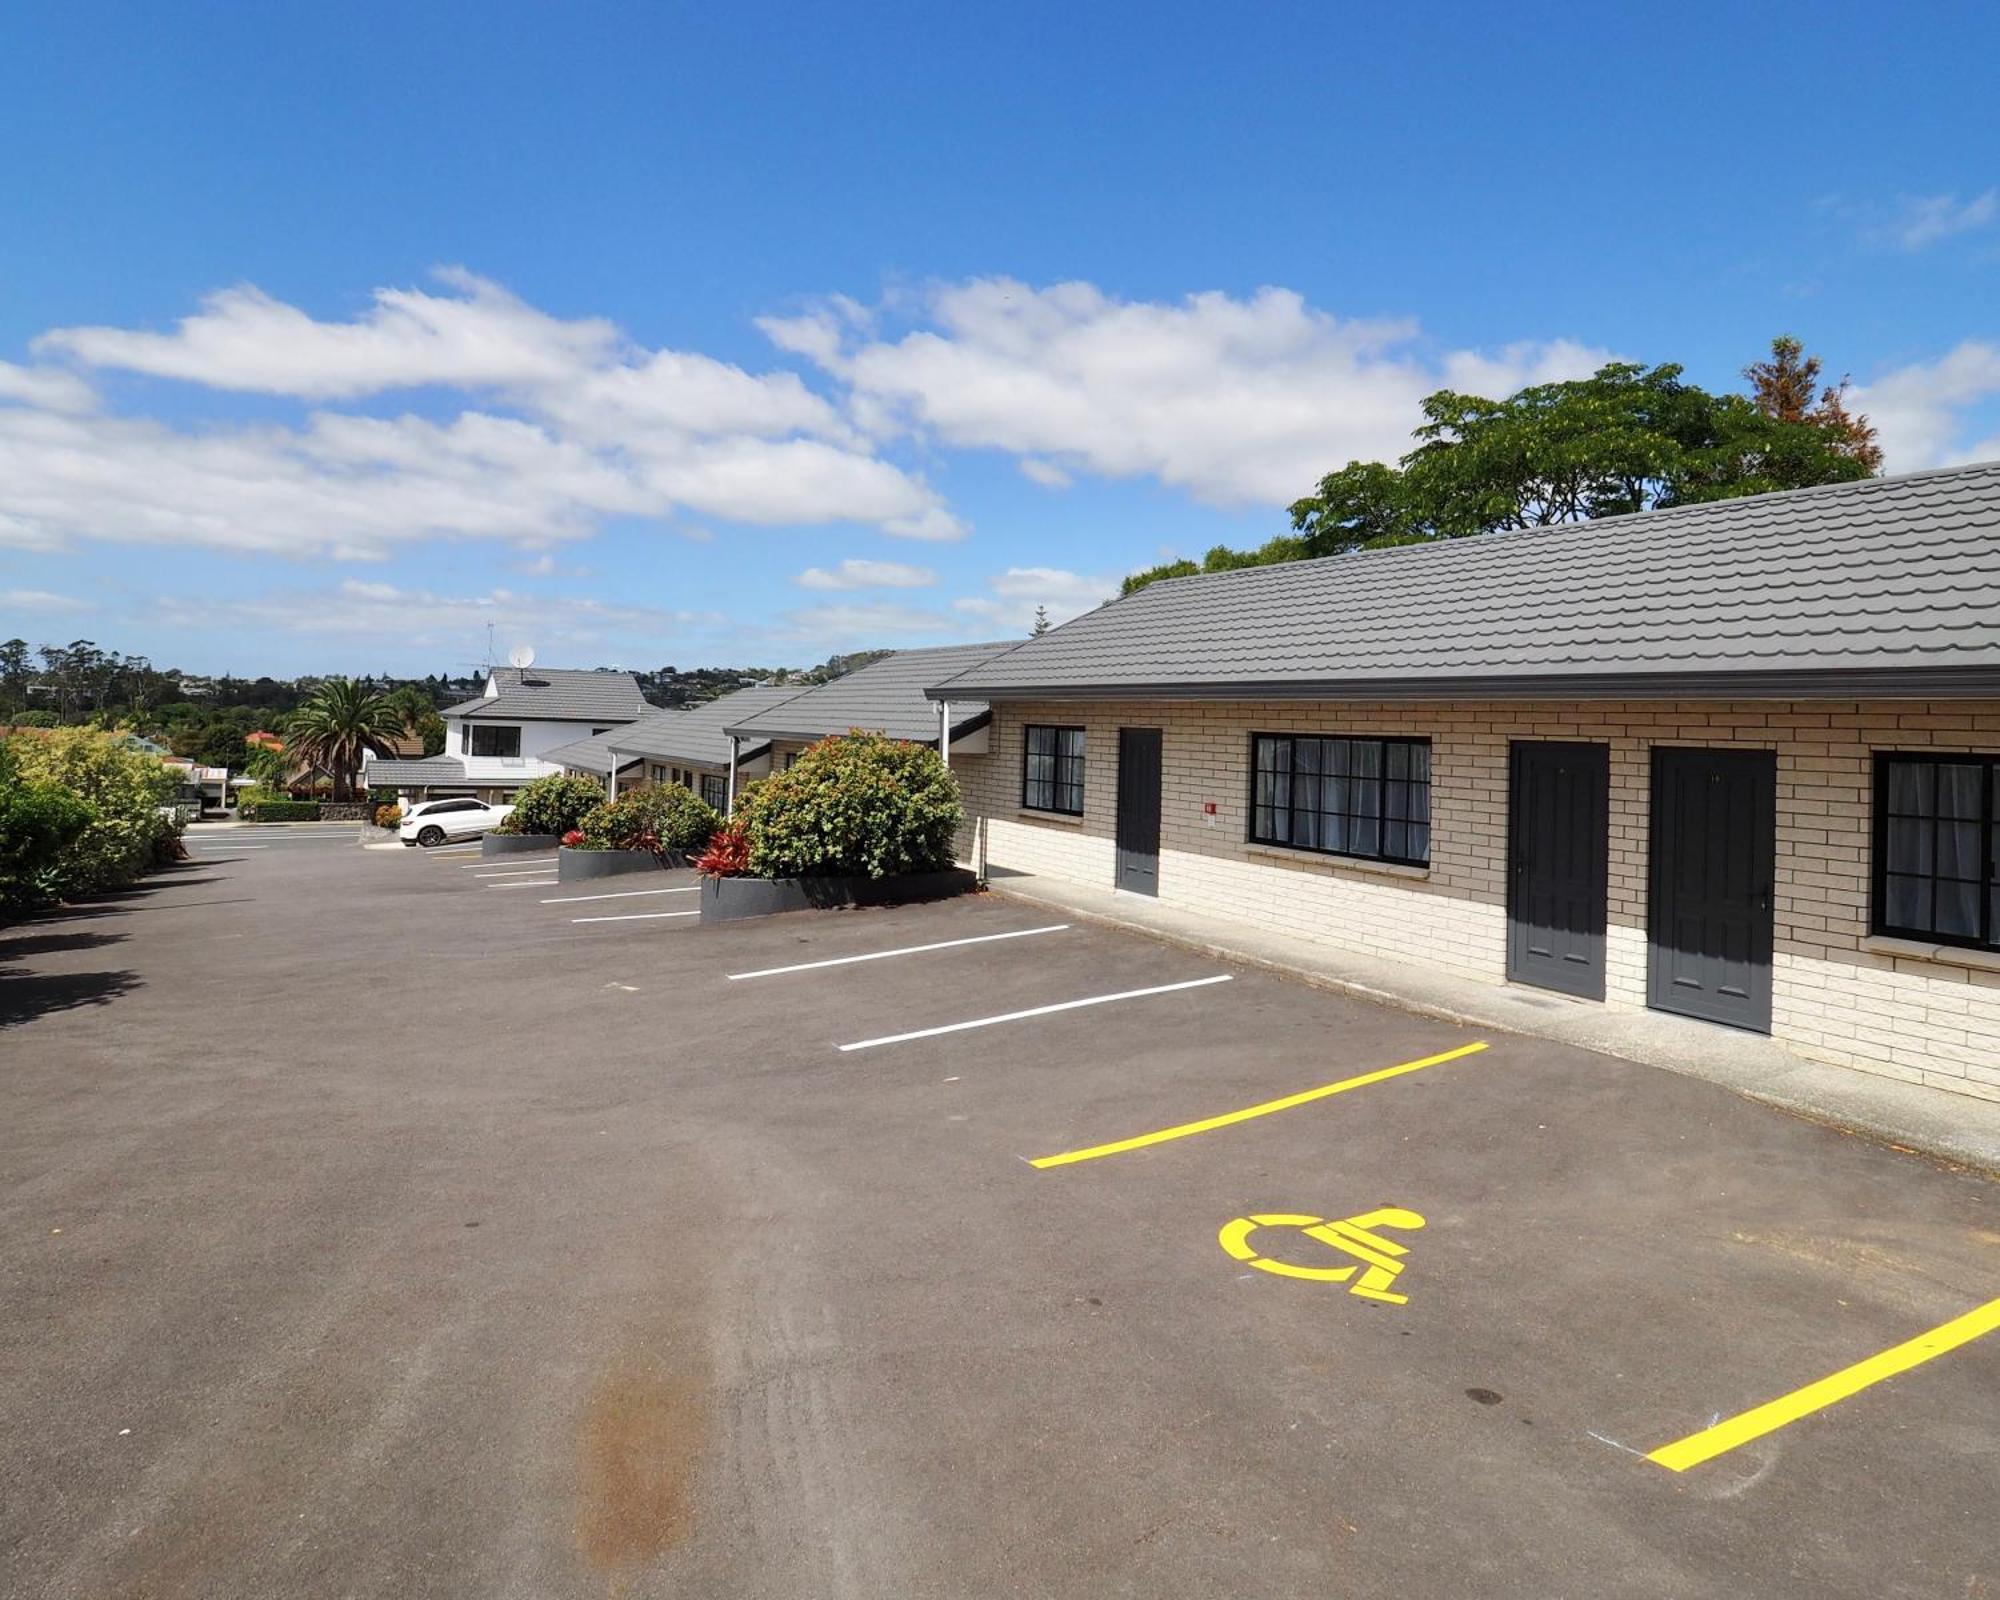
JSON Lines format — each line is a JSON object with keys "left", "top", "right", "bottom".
{"left": 283, "top": 678, "right": 403, "bottom": 801}
{"left": 1030, "top": 606, "right": 1052, "bottom": 637}
{"left": 1125, "top": 349, "right": 1882, "bottom": 595}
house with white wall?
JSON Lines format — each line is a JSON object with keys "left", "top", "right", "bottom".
{"left": 362, "top": 666, "right": 651, "bottom": 804}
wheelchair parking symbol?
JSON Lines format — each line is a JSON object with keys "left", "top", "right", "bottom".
{"left": 1218, "top": 1207, "right": 1426, "bottom": 1304}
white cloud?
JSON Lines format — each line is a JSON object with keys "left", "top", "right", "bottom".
{"left": 0, "top": 361, "right": 95, "bottom": 414}
{"left": 763, "top": 278, "right": 1612, "bottom": 506}
{"left": 509, "top": 552, "right": 594, "bottom": 578}
{"left": 7, "top": 270, "right": 961, "bottom": 556}
{"left": 1851, "top": 342, "right": 2000, "bottom": 469}
{"left": 783, "top": 600, "right": 955, "bottom": 637}
{"left": 157, "top": 579, "right": 718, "bottom": 651}
{"left": 952, "top": 565, "right": 1118, "bottom": 632}
{"left": 34, "top": 270, "right": 619, "bottom": 399}
{"left": 0, "top": 587, "right": 90, "bottom": 614}
{"left": 1884, "top": 190, "right": 1999, "bottom": 251}
{"left": 796, "top": 558, "right": 938, "bottom": 591}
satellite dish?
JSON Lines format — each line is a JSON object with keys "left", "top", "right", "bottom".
{"left": 507, "top": 644, "right": 536, "bottom": 669}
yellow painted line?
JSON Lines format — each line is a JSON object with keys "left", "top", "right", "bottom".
{"left": 1647, "top": 1295, "right": 2000, "bottom": 1472}
{"left": 1028, "top": 1040, "right": 1489, "bottom": 1169}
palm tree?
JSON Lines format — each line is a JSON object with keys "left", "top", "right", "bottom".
{"left": 284, "top": 678, "right": 404, "bottom": 801}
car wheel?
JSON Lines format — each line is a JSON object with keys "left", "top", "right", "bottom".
{"left": 417, "top": 826, "right": 445, "bottom": 847}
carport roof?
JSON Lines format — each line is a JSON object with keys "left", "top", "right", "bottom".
{"left": 541, "top": 725, "right": 651, "bottom": 773}
{"left": 603, "top": 685, "right": 806, "bottom": 766}
{"left": 725, "top": 643, "right": 1008, "bottom": 743}
{"left": 364, "top": 756, "right": 475, "bottom": 787}
{"left": 923, "top": 460, "right": 2000, "bottom": 702}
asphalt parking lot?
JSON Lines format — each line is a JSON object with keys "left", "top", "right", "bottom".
{"left": 3, "top": 826, "right": 1997, "bottom": 1599}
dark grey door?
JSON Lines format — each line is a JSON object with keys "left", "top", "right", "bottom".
{"left": 1115, "top": 727, "right": 1162, "bottom": 896}
{"left": 1507, "top": 741, "right": 1609, "bottom": 1000}
{"left": 1648, "top": 747, "right": 1776, "bottom": 1032}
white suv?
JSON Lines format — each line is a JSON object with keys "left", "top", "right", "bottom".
{"left": 399, "top": 798, "right": 515, "bottom": 848}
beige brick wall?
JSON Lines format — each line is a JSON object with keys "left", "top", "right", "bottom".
{"left": 952, "top": 698, "right": 2000, "bottom": 1105}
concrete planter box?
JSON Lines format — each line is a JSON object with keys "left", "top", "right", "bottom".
{"left": 557, "top": 846, "right": 666, "bottom": 882}
{"left": 699, "top": 867, "right": 978, "bottom": 923}
{"left": 483, "top": 832, "right": 560, "bottom": 858}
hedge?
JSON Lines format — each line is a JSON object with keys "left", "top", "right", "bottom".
{"left": 734, "top": 732, "right": 961, "bottom": 880}
{"left": 576, "top": 783, "right": 721, "bottom": 854}
{"left": 2, "top": 729, "right": 182, "bottom": 907}
{"left": 241, "top": 799, "right": 322, "bottom": 822}
{"left": 503, "top": 773, "right": 607, "bottom": 837}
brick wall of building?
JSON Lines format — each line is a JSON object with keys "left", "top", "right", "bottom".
{"left": 951, "top": 698, "right": 2000, "bottom": 1104}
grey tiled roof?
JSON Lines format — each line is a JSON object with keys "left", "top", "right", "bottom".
{"left": 927, "top": 462, "right": 2000, "bottom": 701}
{"left": 541, "top": 726, "right": 650, "bottom": 773}
{"left": 443, "top": 667, "right": 651, "bottom": 723}
{"left": 607, "top": 686, "right": 806, "bottom": 766}
{"left": 363, "top": 757, "right": 475, "bottom": 787}
{"left": 726, "top": 644, "right": 1010, "bottom": 743}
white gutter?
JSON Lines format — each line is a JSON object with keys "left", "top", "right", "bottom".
{"left": 727, "top": 735, "right": 740, "bottom": 811}
{"left": 937, "top": 699, "right": 950, "bottom": 768}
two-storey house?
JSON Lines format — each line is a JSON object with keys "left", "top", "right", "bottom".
{"left": 362, "top": 666, "right": 651, "bottom": 804}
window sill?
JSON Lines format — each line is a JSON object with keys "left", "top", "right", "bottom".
{"left": 1860, "top": 934, "right": 2000, "bottom": 973}
{"left": 1016, "top": 808, "right": 1086, "bottom": 827}
{"left": 1245, "top": 842, "right": 1430, "bottom": 881}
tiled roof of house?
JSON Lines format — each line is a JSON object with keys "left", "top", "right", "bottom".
{"left": 443, "top": 667, "right": 651, "bottom": 723}
{"left": 924, "top": 461, "right": 2000, "bottom": 702}
{"left": 726, "top": 643, "right": 1010, "bottom": 743}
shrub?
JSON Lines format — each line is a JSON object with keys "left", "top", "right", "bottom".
{"left": 504, "top": 773, "right": 607, "bottom": 838}
{"left": 240, "top": 798, "right": 322, "bottom": 822}
{"left": 734, "top": 731, "right": 962, "bottom": 880}
{"left": 3, "top": 729, "right": 183, "bottom": 901}
{"left": 576, "top": 783, "right": 722, "bottom": 855}
{"left": 374, "top": 803, "right": 402, "bottom": 829}
{"left": 561, "top": 828, "right": 584, "bottom": 847}
{"left": 693, "top": 822, "right": 750, "bottom": 878}
{"left": 0, "top": 743, "right": 98, "bottom": 911}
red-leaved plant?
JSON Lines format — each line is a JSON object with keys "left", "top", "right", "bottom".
{"left": 561, "top": 828, "right": 584, "bottom": 847}
{"left": 694, "top": 822, "right": 751, "bottom": 878}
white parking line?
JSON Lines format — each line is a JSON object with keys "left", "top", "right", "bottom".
{"left": 189, "top": 844, "right": 269, "bottom": 850}
{"left": 540, "top": 886, "right": 700, "bottom": 904}
{"left": 572, "top": 910, "right": 700, "bottom": 923}
{"left": 486, "top": 879, "right": 559, "bottom": 889}
{"left": 459, "top": 859, "right": 538, "bottom": 868}
{"left": 728, "top": 924, "right": 1071, "bottom": 981}
{"left": 470, "top": 867, "right": 555, "bottom": 877}
{"left": 836, "top": 974, "right": 1234, "bottom": 1053}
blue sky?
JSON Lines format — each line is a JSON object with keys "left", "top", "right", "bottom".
{"left": 2, "top": 0, "right": 1997, "bottom": 678}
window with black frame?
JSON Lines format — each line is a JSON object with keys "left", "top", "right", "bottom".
{"left": 469, "top": 724, "right": 521, "bottom": 758}
{"left": 702, "top": 773, "right": 728, "bottom": 812}
{"left": 1876, "top": 754, "right": 2000, "bottom": 948}
{"left": 1022, "top": 724, "right": 1086, "bottom": 815}
{"left": 1250, "top": 733, "right": 1431, "bottom": 866}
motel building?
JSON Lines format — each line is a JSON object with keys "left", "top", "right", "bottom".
{"left": 928, "top": 461, "right": 2000, "bottom": 1107}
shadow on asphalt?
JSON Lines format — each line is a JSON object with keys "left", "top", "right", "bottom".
{"left": 0, "top": 930, "right": 126, "bottom": 958}
{"left": 0, "top": 966, "right": 144, "bottom": 1028}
